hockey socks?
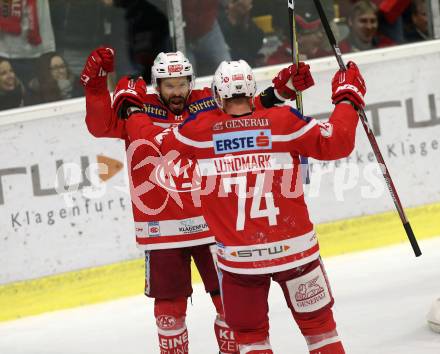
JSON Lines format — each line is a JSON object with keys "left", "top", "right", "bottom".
{"left": 305, "top": 331, "right": 345, "bottom": 354}
{"left": 211, "top": 294, "right": 239, "bottom": 353}
{"left": 215, "top": 315, "right": 239, "bottom": 353}
{"left": 157, "top": 326, "right": 189, "bottom": 354}
{"left": 309, "top": 341, "right": 345, "bottom": 354}
{"left": 155, "top": 298, "right": 189, "bottom": 353}
{"left": 238, "top": 340, "right": 273, "bottom": 354}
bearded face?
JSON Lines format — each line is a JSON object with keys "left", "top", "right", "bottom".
{"left": 158, "top": 77, "right": 191, "bottom": 115}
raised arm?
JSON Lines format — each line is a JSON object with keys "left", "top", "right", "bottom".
{"left": 81, "top": 47, "right": 126, "bottom": 138}
{"left": 286, "top": 61, "right": 366, "bottom": 160}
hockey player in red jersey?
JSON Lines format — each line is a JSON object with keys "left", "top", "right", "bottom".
{"left": 81, "top": 47, "right": 314, "bottom": 354}
{"left": 125, "top": 59, "right": 366, "bottom": 353}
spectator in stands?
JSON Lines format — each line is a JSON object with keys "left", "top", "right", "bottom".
{"left": 218, "top": 0, "right": 264, "bottom": 67}
{"left": 183, "top": 0, "right": 231, "bottom": 76}
{"left": 0, "top": 0, "right": 55, "bottom": 85}
{"left": 339, "top": 0, "right": 395, "bottom": 53}
{"left": 405, "top": 0, "right": 429, "bottom": 42}
{"left": 27, "top": 52, "right": 82, "bottom": 104}
{"left": 339, "top": 0, "right": 411, "bottom": 43}
{"left": 50, "top": 0, "right": 127, "bottom": 77}
{"left": 266, "top": 7, "right": 330, "bottom": 66}
{"left": 376, "top": 0, "right": 411, "bottom": 43}
{"left": 0, "top": 58, "right": 27, "bottom": 111}
{"left": 113, "top": 0, "right": 171, "bottom": 83}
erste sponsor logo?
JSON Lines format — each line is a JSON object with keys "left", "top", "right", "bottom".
{"left": 213, "top": 129, "right": 272, "bottom": 154}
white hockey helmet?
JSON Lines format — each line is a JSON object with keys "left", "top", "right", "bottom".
{"left": 211, "top": 60, "right": 257, "bottom": 109}
{"left": 151, "top": 51, "right": 194, "bottom": 91}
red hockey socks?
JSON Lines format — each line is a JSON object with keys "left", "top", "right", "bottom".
{"left": 157, "top": 326, "right": 189, "bottom": 354}
{"left": 238, "top": 340, "right": 273, "bottom": 354}
{"left": 306, "top": 331, "right": 345, "bottom": 354}
{"left": 215, "top": 315, "right": 239, "bottom": 353}
{"left": 309, "top": 340, "right": 345, "bottom": 354}
{"left": 155, "top": 298, "right": 189, "bottom": 354}
{"left": 212, "top": 294, "right": 239, "bottom": 353}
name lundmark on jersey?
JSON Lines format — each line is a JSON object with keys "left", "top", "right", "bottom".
{"left": 197, "top": 153, "right": 293, "bottom": 176}
{"left": 214, "top": 154, "right": 272, "bottom": 173}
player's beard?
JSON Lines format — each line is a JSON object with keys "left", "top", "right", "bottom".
{"left": 164, "top": 95, "right": 186, "bottom": 115}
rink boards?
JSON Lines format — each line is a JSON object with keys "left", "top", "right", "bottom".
{"left": 1, "top": 40, "right": 440, "bottom": 321}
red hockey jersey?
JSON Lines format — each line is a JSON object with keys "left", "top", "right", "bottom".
{"left": 85, "top": 87, "right": 219, "bottom": 249}
{"left": 126, "top": 103, "right": 359, "bottom": 273}
{"left": 85, "top": 85, "right": 269, "bottom": 250}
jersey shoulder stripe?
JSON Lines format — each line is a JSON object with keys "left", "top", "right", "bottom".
{"left": 272, "top": 119, "right": 318, "bottom": 142}
{"left": 173, "top": 126, "right": 214, "bottom": 148}
{"left": 289, "top": 106, "right": 312, "bottom": 123}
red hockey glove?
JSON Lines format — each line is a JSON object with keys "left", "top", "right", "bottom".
{"left": 80, "top": 47, "right": 114, "bottom": 89}
{"left": 331, "top": 61, "right": 366, "bottom": 109}
{"left": 112, "top": 75, "right": 148, "bottom": 119}
{"left": 272, "top": 62, "right": 314, "bottom": 100}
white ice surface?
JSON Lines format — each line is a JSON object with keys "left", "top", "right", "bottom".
{"left": 1, "top": 238, "right": 440, "bottom": 354}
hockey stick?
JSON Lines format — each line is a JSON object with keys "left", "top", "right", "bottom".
{"left": 288, "top": 0, "right": 310, "bottom": 184}
{"left": 312, "top": 0, "right": 422, "bottom": 257}
{"left": 288, "top": 0, "right": 303, "bottom": 114}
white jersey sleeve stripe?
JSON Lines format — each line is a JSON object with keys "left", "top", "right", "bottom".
{"left": 174, "top": 126, "right": 213, "bottom": 148}
{"left": 272, "top": 119, "right": 318, "bottom": 142}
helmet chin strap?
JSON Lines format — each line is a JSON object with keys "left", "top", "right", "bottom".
{"left": 250, "top": 96, "right": 255, "bottom": 110}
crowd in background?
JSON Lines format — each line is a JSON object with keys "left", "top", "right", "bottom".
{"left": 0, "top": 0, "right": 432, "bottom": 112}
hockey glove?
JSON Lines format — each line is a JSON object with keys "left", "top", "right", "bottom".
{"left": 80, "top": 47, "right": 114, "bottom": 89}
{"left": 272, "top": 62, "right": 314, "bottom": 101}
{"left": 331, "top": 61, "right": 366, "bottom": 109}
{"left": 112, "top": 75, "right": 148, "bottom": 119}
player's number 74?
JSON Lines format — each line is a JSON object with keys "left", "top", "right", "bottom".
{"left": 222, "top": 174, "right": 280, "bottom": 231}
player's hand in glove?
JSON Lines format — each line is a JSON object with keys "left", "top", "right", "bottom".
{"left": 112, "top": 75, "right": 148, "bottom": 119}
{"left": 80, "top": 47, "right": 114, "bottom": 89}
{"left": 331, "top": 61, "right": 366, "bottom": 109}
{"left": 272, "top": 62, "right": 314, "bottom": 101}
